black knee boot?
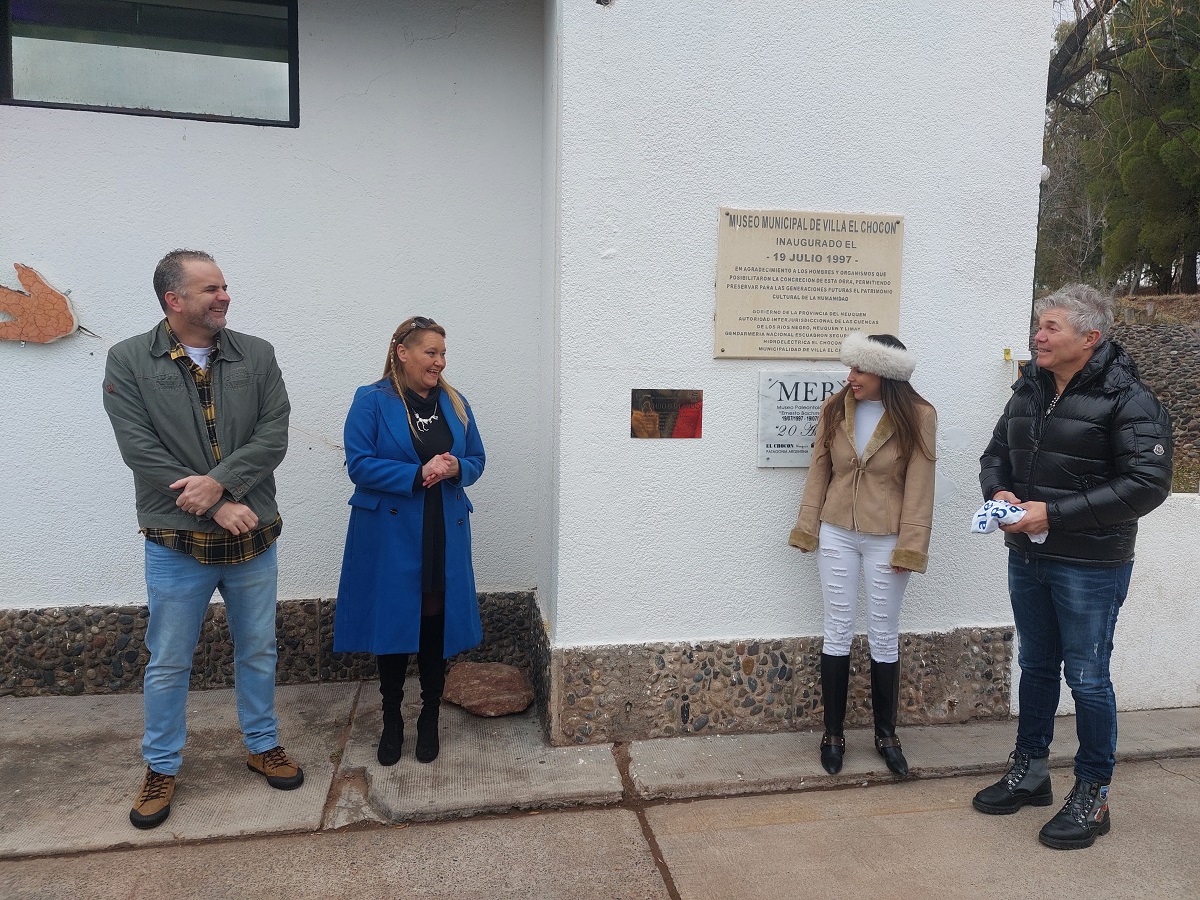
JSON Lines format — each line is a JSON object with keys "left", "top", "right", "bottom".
{"left": 871, "top": 659, "right": 909, "bottom": 776}
{"left": 415, "top": 613, "right": 446, "bottom": 763}
{"left": 819, "top": 653, "right": 850, "bottom": 774}
{"left": 376, "top": 653, "right": 409, "bottom": 766}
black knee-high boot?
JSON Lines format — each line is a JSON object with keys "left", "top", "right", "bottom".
{"left": 415, "top": 612, "right": 446, "bottom": 763}
{"left": 871, "top": 659, "right": 909, "bottom": 776}
{"left": 376, "top": 653, "right": 409, "bottom": 766}
{"left": 819, "top": 653, "right": 851, "bottom": 774}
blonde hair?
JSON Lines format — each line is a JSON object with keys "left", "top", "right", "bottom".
{"left": 382, "top": 316, "right": 469, "bottom": 432}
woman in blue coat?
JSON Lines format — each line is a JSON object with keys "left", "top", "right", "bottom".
{"left": 334, "top": 316, "right": 485, "bottom": 767}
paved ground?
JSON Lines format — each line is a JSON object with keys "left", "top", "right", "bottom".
{"left": 646, "top": 757, "right": 1200, "bottom": 900}
{"left": 1, "top": 684, "right": 1197, "bottom": 899}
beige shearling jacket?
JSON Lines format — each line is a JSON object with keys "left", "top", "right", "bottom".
{"left": 788, "top": 392, "right": 937, "bottom": 573}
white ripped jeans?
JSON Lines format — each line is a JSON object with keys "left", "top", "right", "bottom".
{"left": 817, "top": 522, "right": 910, "bottom": 663}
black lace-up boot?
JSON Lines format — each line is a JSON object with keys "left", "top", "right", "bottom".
{"left": 1039, "top": 777, "right": 1111, "bottom": 850}
{"left": 819, "top": 653, "right": 850, "bottom": 774}
{"left": 972, "top": 750, "right": 1053, "bottom": 814}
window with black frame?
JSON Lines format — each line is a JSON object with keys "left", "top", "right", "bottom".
{"left": 2, "top": 0, "right": 297, "bottom": 125}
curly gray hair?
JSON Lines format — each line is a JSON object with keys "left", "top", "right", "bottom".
{"left": 1034, "top": 283, "right": 1113, "bottom": 341}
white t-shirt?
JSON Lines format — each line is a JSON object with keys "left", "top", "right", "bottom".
{"left": 854, "top": 399, "right": 885, "bottom": 457}
{"left": 181, "top": 343, "right": 213, "bottom": 372}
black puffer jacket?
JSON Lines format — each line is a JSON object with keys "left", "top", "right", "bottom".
{"left": 980, "top": 340, "right": 1172, "bottom": 565}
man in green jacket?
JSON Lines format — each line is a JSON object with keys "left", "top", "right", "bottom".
{"left": 103, "top": 249, "right": 303, "bottom": 830}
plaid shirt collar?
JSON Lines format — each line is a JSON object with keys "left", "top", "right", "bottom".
{"left": 163, "top": 320, "right": 222, "bottom": 365}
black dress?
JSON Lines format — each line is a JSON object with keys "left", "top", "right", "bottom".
{"left": 404, "top": 386, "right": 453, "bottom": 594}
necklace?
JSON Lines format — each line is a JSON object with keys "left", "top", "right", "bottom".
{"left": 413, "top": 406, "right": 439, "bottom": 433}
{"left": 1045, "top": 393, "right": 1060, "bottom": 418}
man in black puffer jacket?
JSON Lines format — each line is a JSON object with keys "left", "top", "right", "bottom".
{"left": 973, "top": 284, "right": 1172, "bottom": 851}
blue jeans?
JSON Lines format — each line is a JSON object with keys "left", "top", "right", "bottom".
{"left": 142, "top": 541, "right": 280, "bottom": 775}
{"left": 1008, "top": 550, "right": 1132, "bottom": 784}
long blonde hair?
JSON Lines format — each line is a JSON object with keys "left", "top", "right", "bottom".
{"left": 382, "top": 316, "right": 469, "bottom": 433}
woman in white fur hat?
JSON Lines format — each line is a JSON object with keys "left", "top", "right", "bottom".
{"left": 789, "top": 332, "right": 937, "bottom": 777}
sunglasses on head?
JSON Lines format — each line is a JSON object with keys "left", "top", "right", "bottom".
{"left": 395, "top": 316, "right": 436, "bottom": 341}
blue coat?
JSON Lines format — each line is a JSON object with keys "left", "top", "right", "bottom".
{"left": 333, "top": 380, "right": 485, "bottom": 656}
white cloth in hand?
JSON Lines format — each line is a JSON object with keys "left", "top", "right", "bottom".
{"left": 971, "top": 500, "right": 1047, "bottom": 544}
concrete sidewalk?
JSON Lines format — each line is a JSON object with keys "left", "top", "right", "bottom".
{"left": 0, "top": 681, "right": 626, "bottom": 857}
{"left": 2, "top": 759, "right": 1198, "bottom": 899}
{"left": 0, "top": 683, "right": 1197, "bottom": 892}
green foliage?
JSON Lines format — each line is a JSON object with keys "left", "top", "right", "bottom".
{"left": 1087, "top": 66, "right": 1200, "bottom": 288}
{"left": 1037, "top": 2, "right": 1200, "bottom": 294}
{"left": 1075, "top": 3, "right": 1200, "bottom": 291}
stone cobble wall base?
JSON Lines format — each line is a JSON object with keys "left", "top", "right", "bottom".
{"left": 0, "top": 592, "right": 541, "bottom": 698}
{"left": 549, "top": 627, "right": 1013, "bottom": 746}
{"left": 528, "top": 603, "right": 554, "bottom": 740}
{"left": 2, "top": 602, "right": 1009, "bottom": 750}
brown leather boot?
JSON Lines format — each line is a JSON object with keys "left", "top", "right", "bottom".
{"left": 130, "top": 767, "right": 175, "bottom": 829}
{"left": 246, "top": 746, "right": 304, "bottom": 790}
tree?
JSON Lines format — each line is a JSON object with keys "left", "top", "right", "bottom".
{"left": 1035, "top": 103, "right": 1109, "bottom": 292}
{"left": 1036, "top": 2, "right": 1200, "bottom": 293}
{"left": 1047, "top": 1, "right": 1200, "bottom": 108}
{"left": 1083, "top": 10, "right": 1200, "bottom": 293}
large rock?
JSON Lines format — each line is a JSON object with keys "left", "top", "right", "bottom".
{"left": 444, "top": 662, "right": 534, "bottom": 716}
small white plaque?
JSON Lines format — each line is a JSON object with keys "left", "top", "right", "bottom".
{"left": 758, "top": 371, "right": 846, "bottom": 467}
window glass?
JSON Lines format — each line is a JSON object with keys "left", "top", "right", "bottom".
{"left": 6, "top": 0, "right": 296, "bottom": 125}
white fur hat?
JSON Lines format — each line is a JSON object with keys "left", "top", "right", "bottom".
{"left": 839, "top": 332, "right": 917, "bottom": 382}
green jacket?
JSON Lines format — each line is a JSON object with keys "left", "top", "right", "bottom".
{"left": 103, "top": 320, "right": 290, "bottom": 531}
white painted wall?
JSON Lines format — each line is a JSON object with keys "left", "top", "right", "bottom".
{"left": 3, "top": 0, "right": 1195, "bottom": 715}
{"left": 1111, "top": 495, "right": 1200, "bottom": 709}
{"left": 548, "top": 0, "right": 1199, "bottom": 713}
{"left": 0, "top": 0, "right": 545, "bottom": 609}
{"left": 539, "top": 0, "right": 564, "bottom": 640}
{"left": 550, "top": 1, "right": 1049, "bottom": 643}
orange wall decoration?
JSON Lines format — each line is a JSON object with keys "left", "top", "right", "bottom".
{"left": 0, "top": 264, "right": 79, "bottom": 344}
